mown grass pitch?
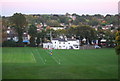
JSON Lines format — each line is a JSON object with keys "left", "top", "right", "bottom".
{"left": 2, "top": 47, "right": 118, "bottom": 79}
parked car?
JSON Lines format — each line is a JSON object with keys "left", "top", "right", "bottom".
{"left": 94, "top": 45, "right": 101, "bottom": 49}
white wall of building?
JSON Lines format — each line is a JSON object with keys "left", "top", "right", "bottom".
{"left": 43, "top": 39, "right": 80, "bottom": 49}
{"left": 43, "top": 43, "right": 53, "bottom": 49}
{"left": 57, "top": 41, "right": 67, "bottom": 49}
{"left": 67, "top": 40, "right": 79, "bottom": 49}
{"left": 51, "top": 27, "right": 65, "bottom": 30}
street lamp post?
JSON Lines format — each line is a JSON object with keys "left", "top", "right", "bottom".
{"left": 118, "top": 14, "right": 120, "bottom": 28}
{"left": 118, "top": 1, "right": 120, "bottom": 28}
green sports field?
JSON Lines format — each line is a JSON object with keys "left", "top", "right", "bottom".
{"left": 2, "top": 47, "right": 118, "bottom": 79}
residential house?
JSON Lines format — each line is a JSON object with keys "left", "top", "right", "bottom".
{"left": 50, "top": 26, "right": 65, "bottom": 30}
{"left": 6, "top": 27, "right": 30, "bottom": 43}
{"left": 43, "top": 38, "right": 80, "bottom": 49}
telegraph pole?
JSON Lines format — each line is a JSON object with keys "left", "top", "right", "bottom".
{"left": 118, "top": 1, "right": 120, "bottom": 28}
{"left": 118, "top": 13, "right": 120, "bottom": 29}
{"left": 50, "top": 31, "right": 52, "bottom": 42}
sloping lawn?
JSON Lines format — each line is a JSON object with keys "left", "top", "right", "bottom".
{"left": 2, "top": 47, "right": 118, "bottom": 79}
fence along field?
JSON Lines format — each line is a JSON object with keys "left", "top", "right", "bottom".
{"left": 2, "top": 47, "right": 118, "bottom": 79}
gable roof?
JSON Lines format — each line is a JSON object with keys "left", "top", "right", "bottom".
{"left": 52, "top": 38, "right": 67, "bottom": 42}
{"left": 67, "top": 38, "right": 77, "bottom": 41}
{"left": 52, "top": 38, "right": 77, "bottom": 42}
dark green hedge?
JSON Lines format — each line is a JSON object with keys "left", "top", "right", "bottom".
{"left": 2, "top": 40, "right": 17, "bottom": 47}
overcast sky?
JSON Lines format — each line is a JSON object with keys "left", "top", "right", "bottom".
{"left": 0, "top": 0, "right": 119, "bottom": 16}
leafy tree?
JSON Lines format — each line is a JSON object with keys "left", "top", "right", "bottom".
{"left": 36, "top": 34, "right": 41, "bottom": 47}
{"left": 36, "top": 29, "right": 51, "bottom": 46}
{"left": 2, "top": 40, "right": 17, "bottom": 47}
{"left": 72, "top": 15, "right": 86, "bottom": 25}
{"left": 97, "top": 29, "right": 105, "bottom": 46}
{"left": 72, "top": 19, "right": 79, "bottom": 25}
{"left": 76, "top": 25, "right": 97, "bottom": 45}
{"left": 36, "top": 31, "right": 44, "bottom": 46}
{"left": 10, "top": 13, "right": 27, "bottom": 46}
{"left": 97, "top": 26, "right": 102, "bottom": 30}
{"left": 59, "top": 15, "right": 67, "bottom": 24}
{"left": 104, "top": 30, "right": 115, "bottom": 47}
{"left": 96, "top": 29, "right": 116, "bottom": 47}
{"left": 28, "top": 25, "right": 37, "bottom": 47}
{"left": 56, "top": 29, "right": 66, "bottom": 37}
{"left": 105, "top": 15, "right": 118, "bottom": 25}
{"left": 37, "top": 15, "right": 50, "bottom": 28}
{"left": 51, "top": 15, "right": 59, "bottom": 20}
{"left": 25, "top": 15, "right": 37, "bottom": 25}
{"left": 46, "top": 20, "right": 60, "bottom": 27}
{"left": 66, "top": 25, "right": 96, "bottom": 45}
{"left": 93, "top": 14, "right": 104, "bottom": 19}
{"left": 50, "top": 29, "right": 58, "bottom": 38}
{"left": 115, "top": 28, "right": 120, "bottom": 55}
{"left": 65, "top": 17, "right": 72, "bottom": 26}
{"left": 66, "top": 27, "right": 76, "bottom": 38}
{"left": 88, "top": 18, "right": 100, "bottom": 26}
{"left": 78, "top": 17, "right": 86, "bottom": 23}
{"left": 37, "top": 30, "right": 48, "bottom": 44}
{"left": 2, "top": 16, "right": 9, "bottom": 42}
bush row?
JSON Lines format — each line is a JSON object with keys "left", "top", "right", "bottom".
{"left": 2, "top": 40, "right": 38, "bottom": 47}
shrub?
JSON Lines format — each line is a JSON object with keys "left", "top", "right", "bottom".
{"left": 115, "top": 29, "right": 120, "bottom": 55}
{"left": 115, "top": 45, "right": 120, "bottom": 55}
{"left": 2, "top": 40, "right": 17, "bottom": 47}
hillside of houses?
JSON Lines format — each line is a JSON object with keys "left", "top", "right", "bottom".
{"left": 1, "top": 13, "right": 120, "bottom": 48}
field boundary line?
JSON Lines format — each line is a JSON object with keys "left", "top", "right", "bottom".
{"left": 44, "top": 49, "right": 60, "bottom": 64}
{"left": 53, "top": 51, "right": 61, "bottom": 60}
{"left": 52, "top": 54, "right": 61, "bottom": 64}
{"left": 31, "top": 53, "right": 37, "bottom": 63}
{"left": 52, "top": 56, "right": 60, "bottom": 64}
{"left": 35, "top": 49, "right": 45, "bottom": 64}
{"left": 30, "top": 48, "right": 45, "bottom": 64}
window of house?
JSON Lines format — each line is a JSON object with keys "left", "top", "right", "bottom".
{"left": 73, "top": 45, "right": 78, "bottom": 48}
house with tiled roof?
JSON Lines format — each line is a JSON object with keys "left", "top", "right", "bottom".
{"left": 43, "top": 38, "right": 80, "bottom": 49}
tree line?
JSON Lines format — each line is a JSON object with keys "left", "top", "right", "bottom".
{"left": 1, "top": 13, "right": 119, "bottom": 49}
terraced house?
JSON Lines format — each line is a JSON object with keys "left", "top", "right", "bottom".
{"left": 43, "top": 38, "right": 80, "bottom": 49}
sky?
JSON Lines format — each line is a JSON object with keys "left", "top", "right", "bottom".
{"left": 0, "top": 0, "right": 119, "bottom": 16}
